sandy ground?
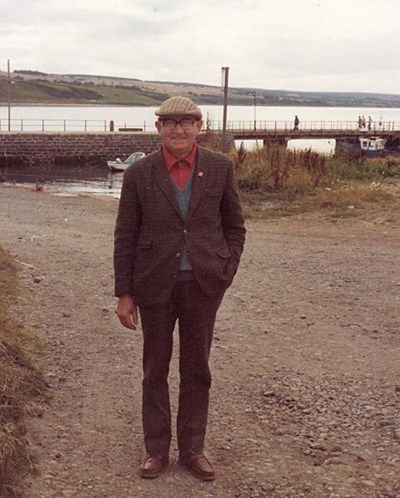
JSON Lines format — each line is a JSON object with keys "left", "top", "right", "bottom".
{"left": 1, "top": 184, "right": 400, "bottom": 498}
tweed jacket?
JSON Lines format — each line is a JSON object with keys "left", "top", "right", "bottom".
{"left": 114, "top": 146, "right": 246, "bottom": 305}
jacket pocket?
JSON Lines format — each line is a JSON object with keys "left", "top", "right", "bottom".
{"left": 135, "top": 240, "right": 152, "bottom": 267}
{"left": 217, "top": 247, "right": 236, "bottom": 287}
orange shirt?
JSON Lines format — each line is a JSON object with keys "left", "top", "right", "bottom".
{"left": 162, "top": 144, "right": 198, "bottom": 190}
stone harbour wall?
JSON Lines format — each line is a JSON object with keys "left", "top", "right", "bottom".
{"left": 0, "top": 132, "right": 161, "bottom": 167}
{"left": 0, "top": 131, "right": 235, "bottom": 168}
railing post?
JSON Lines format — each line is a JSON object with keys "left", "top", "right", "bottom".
{"left": 64, "top": 120, "right": 66, "bottom": 132}
{"left": 42, "top": 120, "right": 45, "bottom": 132}
{"left": 84, "top": 120, "right": 87, "bottom": 132}
{"left": 20, "top": 119, "right": 23, "bottom": 131}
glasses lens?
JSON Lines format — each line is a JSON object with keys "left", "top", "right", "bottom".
{"left": 162, "top": 119, "right": 195, "bottom": 130}
{"left": 179, "top": 119, "right": 194, "bottom": 129}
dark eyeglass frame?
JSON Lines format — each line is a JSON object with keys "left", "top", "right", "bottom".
{"left": 159, "top": 118, "right": 199, "bottom": 130}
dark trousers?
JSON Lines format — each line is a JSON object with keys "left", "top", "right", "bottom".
{"left": 138, "top": 280, "right": 224, "bottom": 459}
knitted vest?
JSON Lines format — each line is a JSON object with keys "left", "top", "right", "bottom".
{"left": 171, "top": 167, "right": 195, "bottom": 276}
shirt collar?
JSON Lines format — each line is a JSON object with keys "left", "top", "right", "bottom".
{"left": 162, "top": 144, "right": 198, "bottom": 173}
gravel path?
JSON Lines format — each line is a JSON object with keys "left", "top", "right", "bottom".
{"left": 1, "top": 184, "right": 400, "bottom": 498}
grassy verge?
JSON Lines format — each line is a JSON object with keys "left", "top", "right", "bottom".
{"left": 0, "top": 247, "right": 46, "bottom": 498}
{"left": 231, "top": 143, "right": 400, "bottom": 221}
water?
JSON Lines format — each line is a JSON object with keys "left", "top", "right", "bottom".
{"left": 1, "top": 104, "right": 400, "bottom": 196}
{"left": 49, "top": 176, "right": 123, "bottom": 199}
{"left": 0, "top": 164, "right": 123, "bottom": 198}
{"left": 2, "top": 104, "right": 400, "bottom": 129}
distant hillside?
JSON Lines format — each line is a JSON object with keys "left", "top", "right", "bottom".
{"left": 0, "top": 69, "right": 399, "bottom": 107}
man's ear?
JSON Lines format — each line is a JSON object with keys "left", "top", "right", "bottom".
{"left": 155, "top": 121, "right": 162, "bottom": 132}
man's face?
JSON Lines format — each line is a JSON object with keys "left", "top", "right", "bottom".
{"left": 155, "top": 116, "right": 202, "bottom": 158}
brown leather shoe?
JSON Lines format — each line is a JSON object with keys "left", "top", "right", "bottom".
{"left": 178, "top": 453, "right": 215, "bottom": 481}
{"left": 139, "top": 455, "right": 168, "bottom": 478}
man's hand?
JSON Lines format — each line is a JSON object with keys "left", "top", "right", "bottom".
{"left": 117, "top": 294, "right": 139, "bottom": 330}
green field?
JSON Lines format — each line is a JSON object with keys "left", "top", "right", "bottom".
{"left": 0, "top": 78, "right": 164, "bottom": 106}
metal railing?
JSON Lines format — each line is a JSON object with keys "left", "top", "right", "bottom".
{"left": 0, "top": 118, "right": 398, "bottom": 133}
{"left": 206, "top": 120, "right": 399, "bottom": 132}
{"left": 0, "top": 118, "right": 148, "bottom": 133}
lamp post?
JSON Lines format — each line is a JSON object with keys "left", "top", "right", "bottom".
{"left": 247, "top": 91, "right": 257, "bottom": 130}
{"left": 221, "top": 66, "right": 229, "bottom": 153}
{"left": 7, "top": 59, "right": 11, "bottom": 132}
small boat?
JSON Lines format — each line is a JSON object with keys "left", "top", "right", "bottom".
{"left": 336, "top": 136, "right": 400, "bottom": 158}
{"left": 107, "top": 151, "right": 145, "bottom": 173}
{"left": 359, "top": 137, "right": 386, "bottom": 157}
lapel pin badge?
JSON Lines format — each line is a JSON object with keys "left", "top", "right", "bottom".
{"left": 198, "top": 171, "right": 204, "bottom": 177}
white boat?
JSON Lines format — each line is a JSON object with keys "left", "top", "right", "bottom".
{"left": 359, "top": 137, "right": 386, "bottom": 157}
{"left": 107, "top": 151, "right": 145, "bottom": 173}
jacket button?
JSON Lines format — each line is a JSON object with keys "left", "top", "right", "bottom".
{"left": 176, "top": 252, "right": 181, "bottom": 257}
{"left": 183, "top": 229, "right": 188, "bottom": 234}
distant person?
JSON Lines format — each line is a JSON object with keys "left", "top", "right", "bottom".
{"left": 361, "top": 115, "right": 366, "bottom": 128}
{"left": 358, "top": 116, "right": 362, "bottom": 129}
{"left": 294, "top": 115, "right": 300, "bottom": 130}
{"left": 114, "top": 96, "right": 246, "bottom": 481}
{"left": 368, "top": 116, "right": 372, "bottom": 131}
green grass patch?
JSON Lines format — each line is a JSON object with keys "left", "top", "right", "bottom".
{"left": 327, "top": 154, "right": 400, "bottom": 182}
{"left": 0, "top": 79, "right": 165, "bottom": 105}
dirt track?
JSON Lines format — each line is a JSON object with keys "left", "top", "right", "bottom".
{"left": 1, "top": 184, "right": 400, "bottom": 498}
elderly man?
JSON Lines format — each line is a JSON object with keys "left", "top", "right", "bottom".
{"left": 114, "top": 96, "right": 245, "bottom": 481}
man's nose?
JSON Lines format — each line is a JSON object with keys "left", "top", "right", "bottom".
{"left": 173, "top": 123, "right": 186, "bottom": 132}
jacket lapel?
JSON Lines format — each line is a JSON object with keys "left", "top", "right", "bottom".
{"left": 186, "top": 147, "right": 210, "bottom": 221}
{"left": 153, "top": 150, "right": 182, "bottom": 217}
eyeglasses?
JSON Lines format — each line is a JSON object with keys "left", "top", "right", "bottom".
{"left": 159, "top": 118, "right": 198, "bottom": 130}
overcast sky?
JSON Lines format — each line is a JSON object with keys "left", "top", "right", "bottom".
{"left": 2, "top": 0, "right": 399, "bottom": 94}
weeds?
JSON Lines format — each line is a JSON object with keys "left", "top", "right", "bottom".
{"left": 0, "top": 247, "right": 46, "bottom": 497}
{"left": 233, "top": 142, "right": 327, "bottom": 195}
{"left": 327, "top": 154, "right": 400, "bottom": 182}
{"left": 231, "top": 142, "right": 400, "bottom": 219}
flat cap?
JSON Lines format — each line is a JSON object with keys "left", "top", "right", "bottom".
{"left": 155, "top": 96, "right": 202, "bottom": 119}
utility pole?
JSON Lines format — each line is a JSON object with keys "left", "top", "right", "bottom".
{"left": 221, "top": 66, "right": 229, "bottom": 153}
{"left": 247, "top": 91, "right": 257, "bottom": 130}
{"left": 7, "top": 59, "right": 11, "bottom": 132}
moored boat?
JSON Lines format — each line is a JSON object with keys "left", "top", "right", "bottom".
{"left": 107, "top": 151, "right": 145, "bottom": 173}
{"left": 359, "top": 137, "right": 386, "bottom": 157}
{"left": 335, "top": 136, "right": 399, "bottom": 157}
